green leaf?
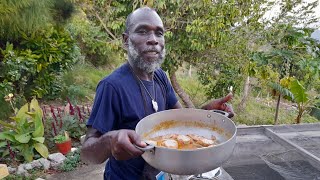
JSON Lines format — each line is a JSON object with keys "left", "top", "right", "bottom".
{"left": 310, "top": 107, "right": 320, "bottom": 120}
{"left": 16, "top": 103, "right": 29, "bottom": 120}
{"left": 1, "top": 149, "right": 9, "bottom": 158}
{"left": 32, "top": 113, "right": 44, "bottom": 137}
{"left": 30, "top": 98, "right": 43, "bottom": 117}
{"left": 21, "top": 145, "right": 34, "bottom": 162}
{"left": 0, "top": 141, "right": 7, "bottom": 148}
{"left": 34, "top": 143, "right": 49, "bottom": 158}
{"left": 32, "top": 137, "right": 44, "bottom": 143}
{"left": 0, "top": 120, "right": 17, "bottom": 130}
{"left": 269, "top": 82, "right": 294, "bottom": 100}
{"left": 14, "top": 133, "right": 31, "bottom": 143}
{"left": 0, "top": 131, "right": 16, "bottom": 142}
{"left": 289, "top": 80, "right": 308, "bottom": 103}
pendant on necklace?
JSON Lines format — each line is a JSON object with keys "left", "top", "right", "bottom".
{"left": 152, "top": 99, "right": 158, "bottom": 112}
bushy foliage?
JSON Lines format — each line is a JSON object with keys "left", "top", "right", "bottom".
{"left": 60, "top": 63, "right": 110, "bottom": 102}
{"left": 0, "top": 27, "right": 80, "bottom": 100}
{"left": 43, "top": 100, "right": 90, "bottom": 150}
{"left": 66, "top": 11, "right": 124, "bottom": 66}
{"left": 59, "top": 148, "right": 81, "bottom": 172}
{"left": 0, "top": 99, "right": 49, "bottom": 163}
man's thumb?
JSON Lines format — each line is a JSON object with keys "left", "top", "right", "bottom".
{"left": 129, "top": 131, "right": 146, "bottom": 147}
{"left": 221, "top": 93, "right": 233, "bottom": 103}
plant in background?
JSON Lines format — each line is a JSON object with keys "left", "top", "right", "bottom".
{"left": 310, "top": 100, "right": 320, "bottom": 120}
{"left": 59, "top": 148, "right": 81, "bottom": 172}
{"left": 45, "top": 100, "right": 89, "bottom": 138}
{"left": 54, "top": 131, "right": 72, "bottom": 155}
{"left": 271, "top": 78, "right": 320, "bottom": 124}
{"left": 59, "top": 114, "right": 87, "bottom": 139}
{"left": 0, "top": 27, "right": 80, "bottom": 100}
{"left": 54, "top": 133, "right": 70, "bottom": 144}
{"left": 43, "top": 100, "right": 89, "bottom": 151}
{"left": 0, "top": 98, "right": 49, "bottom": 162}
{"left": 289, "top": 80, "right": 320, "bottom": 124}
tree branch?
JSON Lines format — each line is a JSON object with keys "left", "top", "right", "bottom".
{"left": 93, "top": 11, "right": 117, "bottom": 41}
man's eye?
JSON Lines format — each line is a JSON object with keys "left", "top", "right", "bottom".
{"left": 138, "top": 30, "right": 147, "bottom": 34}
{"left": 157, "top": 31, "right": 163, "bottom": 36}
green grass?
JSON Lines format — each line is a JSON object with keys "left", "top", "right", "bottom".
{"left": 175, "top": 66, "right": 318, "bottom": 125}
{"left": 60, "top": 63, "right": 111, "bottom": 103}
{"left": 232, "top": 96, "right": 318, "bottom": 125}
{"left": 177, "top": 75, "right": 209, "bottom": 108}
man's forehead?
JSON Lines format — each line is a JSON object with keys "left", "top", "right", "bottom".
{"left": 130, "top": 9, "right": 164, "bottom": 29}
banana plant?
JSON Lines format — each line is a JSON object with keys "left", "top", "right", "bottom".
{"left": 0, "top": 98, "right": 49, "bottom": 162}
{"left": 269, "top": 81, "right": 294, "bottom": 124}
{"left": 289, "top": 80, "right": 316, "bottom": 124}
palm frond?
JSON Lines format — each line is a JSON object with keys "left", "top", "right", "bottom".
{"left": 269, "top": 82, "right": 294, "bottom": 101}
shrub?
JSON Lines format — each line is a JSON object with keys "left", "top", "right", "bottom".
{"left": 0, "top": 27, "right": 80, "bottom": 101}
{"left": 66, "top": 15, "right": 124, "bottom": 66}
{"left": 43, "top": 100, "right": 90, "bottom": 150}
{"left": 59, "top": 149, "right": 81, "bottom": 172}
{"left": 0, "top": 99, "right": 49, "bottom": 162}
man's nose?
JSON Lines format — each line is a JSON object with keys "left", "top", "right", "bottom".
{"left": 146, "top": 33, "right": 158, "bottom": 45}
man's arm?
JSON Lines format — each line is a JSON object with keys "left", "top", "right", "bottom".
{"left": 171, "top": 93, "right": 234, "bottom": 118}
{"left": 81, "top": 126, "right": 146, "bottom": 164}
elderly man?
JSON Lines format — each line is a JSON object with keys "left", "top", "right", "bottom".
{"left": 81, "top": 7, "right": 234, "bottom": 180}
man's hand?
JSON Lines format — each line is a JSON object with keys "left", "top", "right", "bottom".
{"left": 108, "top": 130, "right": 147, "bottom": 160}
{"left": 202, "top": 93, "right": 234, "bottom": 118}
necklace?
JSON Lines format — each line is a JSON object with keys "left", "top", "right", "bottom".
{"left": 135, "top": 76, "right": 158, "bottom": 112}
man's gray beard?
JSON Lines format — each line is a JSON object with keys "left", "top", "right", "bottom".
{"left": 128, "top": 39, "right": 165, "bottom": 73}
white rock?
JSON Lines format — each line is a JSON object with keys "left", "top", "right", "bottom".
{"left": 38, "top": 158, "right": 50, "bottom": 170}
{"left": 31, "top": 159, "right": 43, "bottom": 169}
{"left": 50, "top": 162, "right": 61, "bottom": 170}
{"left": 16, "top": 164, "right": 27, "bottom": 175}
{"left": 24, "top": 163, "right": 33, "bottom": 170}
{"left": 71, "top": 147, "right": 78, "bottom": 152}
{"left": 35, "top": 178, "right": 45, "bottom": 180}
{"left": 80, "top": 135, "right": 86, "bottom": 144}
{"left": 8, "top": 167, "right": 16, "bottom": 174}
{"left": 48, "top": 153, "right": 66, "bottom": 164}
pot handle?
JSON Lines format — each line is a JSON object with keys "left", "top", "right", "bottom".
{"left": 134, "top": 142, "right": 155, "bottom": 152}
{"left": 212, "top": 110, "right": 229, "bottom": 117}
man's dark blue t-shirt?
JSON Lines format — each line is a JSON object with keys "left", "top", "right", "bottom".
{"left": 87, "top": 63, "right": 178, "bottom": 180}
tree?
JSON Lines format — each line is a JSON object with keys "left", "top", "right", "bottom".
{"left": 0, "top": 0, "right": 77, "bottom": 118}
{"left": 253, "top": 25, "right": 320, "bottom": 124}
{"left": 73, "top": 0, "right": 319, "bottom": 110}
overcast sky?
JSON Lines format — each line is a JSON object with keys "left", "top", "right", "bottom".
{"left": 264, "top": 0, "right": 320, "bottom": 29}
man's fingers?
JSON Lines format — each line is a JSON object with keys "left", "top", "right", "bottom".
{"left": 112, "top": 130, "right": 145, "bottom": 160}
{"left": 225, "top": 104, "right": 235, "bottom": 118}
{"left": 128, "top": 131, "right": 146, "bottom": 147}
{"left": 220, "top": 92, "right": 233, "bottom": 103}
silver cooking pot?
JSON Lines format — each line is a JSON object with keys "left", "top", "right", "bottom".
{"left": 135, "top": 108, "right": 237, "bottom": 175}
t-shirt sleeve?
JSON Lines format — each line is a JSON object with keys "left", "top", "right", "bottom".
{"left": 86, "top": 81, "right": 121, "bottom": 134}
{"left": 157, "top": 70, "right": 178, "bottom": 109}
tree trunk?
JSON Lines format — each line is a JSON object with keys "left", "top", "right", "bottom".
{"left": 238, "top": 76, "right": 250, "bottom": 111}
{"left": 296, "top": 107, "right": 303, "bottom": 124}
{"left": 188, "top": 65, "right": 192, "bottom": 77}
{"left": 169, "top": 70, "right": 195, "bottom": 108}
{"left": 274, "top": 94, "right": 281, "bottom": 125}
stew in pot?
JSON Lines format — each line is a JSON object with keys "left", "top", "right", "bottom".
{"left": 145, "top": 133, "right": 218, "bottom": 150}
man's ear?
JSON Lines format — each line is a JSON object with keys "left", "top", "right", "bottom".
{"left": 122, "top": 33, "right": 129, "bottom": 50}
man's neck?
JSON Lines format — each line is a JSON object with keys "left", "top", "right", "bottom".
{"left": 128, "top": 61, "right": 154, "bottom": 81}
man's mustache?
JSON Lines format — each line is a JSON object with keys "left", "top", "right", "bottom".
{"left": 142, "top": 48, "right": 161, "bottom": 53}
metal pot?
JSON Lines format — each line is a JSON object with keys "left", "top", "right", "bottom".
{"left": 135, "top": 108, "right": 237, "bottom": 175}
